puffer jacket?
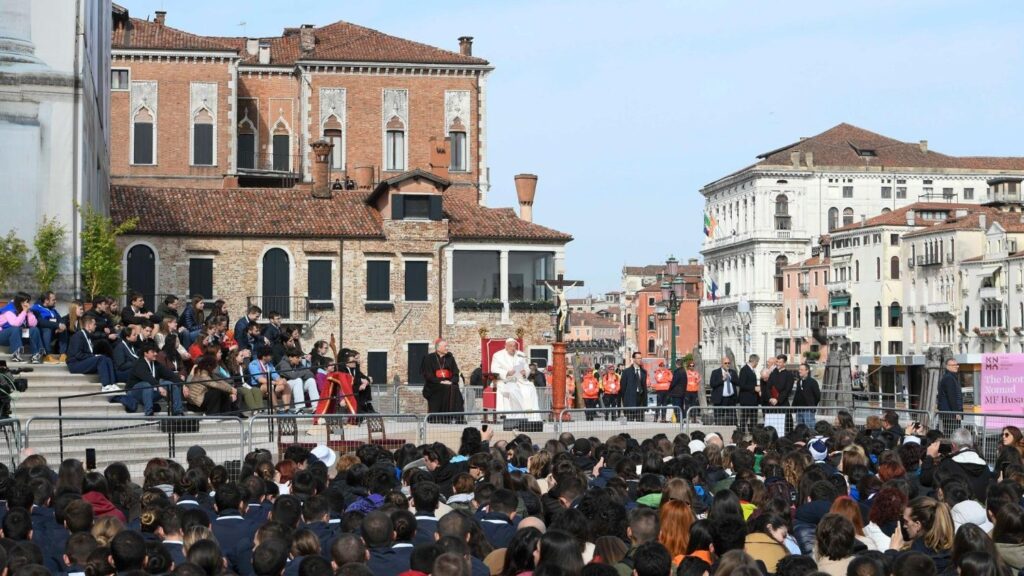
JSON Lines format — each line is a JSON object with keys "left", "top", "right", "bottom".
{"left": 793, "top": 500, "right": 832, "bottom": 555}
{"left": 920, "top": 449, "right": 993, "bottom": 502}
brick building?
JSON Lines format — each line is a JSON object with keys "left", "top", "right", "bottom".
{"left": 621, "top": 261, "right": 702, "bottom": 362}
{"left": 108, "top": 9, "right": 572, "bottom": 388}
{"left": 777, "top": 246, "right": 830, "bottom": 363}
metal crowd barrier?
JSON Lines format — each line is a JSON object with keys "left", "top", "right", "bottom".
{"left": 423, "top": 410, "right": 555, "bottom": 449}
{"left": 557, "top": 407, "right": 685, "bottom": 440}
{"left": 932, "top": 411, "right": 1024, "bottom": 463}
{"left": 0, "top": 418, "right": 21, "bottom": 468}
{"left": 23, "top": 415, "right": 245, "bottom": 478}
{"left": 684, "top": 405, "right": 852, "bottom": 437}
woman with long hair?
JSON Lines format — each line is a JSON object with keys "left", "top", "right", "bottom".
{"left": 953, "top": 523, "right": 1007, "bottom": 575}
{"left": 660, "top": 499, "right": 695, "bottom": 566}
{"left": 834, "top": 410, "right": 856, "bottom": 431}
{"left": 60, "top": 299, "right": 84, "bottom": 354}
{"left": 533, "top": 530, "right": 583, "bottom": 576}
{"left": 592, "top": 535, "right": 628, "bottom": 566}
{"left": 744, "top": 512, "right": 790, "bottom": 574}
{"left": 499, "top": 527, "right": 542, "bottom": 576}
{"left": 993, "top": 503, "right": 1024, "bottom": 573}
{"left": 187, "top": 354, "right": 236, "bottom": 415}
{"left": 892, "top": 496, "right": 955, "bottom": 574}
{"left": 156, "top": 332, "right": 187, "bottom": 380}
{"left": 864, "top": 484, "right": 907, "bottom": 550}
{"left": 814, "top": 514, "right": 857, "bottom": 576}
{"left": 684, "top": 519, "right": 715, "bottom": 565}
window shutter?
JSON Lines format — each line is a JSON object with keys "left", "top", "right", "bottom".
{"left": 429, "top": 196, "right": 443, "bottom": 221}
{"left": 134, "top": 123, "right": 153, "bottom": 164}
{"left": 308, "top": 260, "right": 332, "bottom": 301}
{"left": 404, "top": 261, "right": 428, "bottom": 301}
{"left": 391, "top": 194, "right": 404, "bottom": 220}
{"left": 407, "top": 343, "right": 429, "bottom": 385}
{"left": 367, "top": 351, "right": 387, "bottom": 386}
{"left": 194, "top": 124, "right": 214, "bottom": 165}
{"left": 367, "top": 261, "right": 391, "bottom": 301}
{"left": 188, "top": 259, "right": 213, "bottom": 300}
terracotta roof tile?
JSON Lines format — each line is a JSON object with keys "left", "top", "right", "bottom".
{"left": 112, "top": 18, "right": 238, "bottom": 52}
{"left": 830, "top": 202, "right": 977, "bottom": 234}
{"left": 902, "top": 208, "right": 1024, "bottom": 238}
{"left": 115, "top": 16, "right": 488, "bottom": 65}
{"left": 756, "top": 123, "right": 1024, "bottom": 171}
{"left": 110, "top": 185, "right": 570, "bottom": 243}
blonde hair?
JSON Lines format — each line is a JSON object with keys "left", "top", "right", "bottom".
{"left": 908, "top": 496, "right": 955, "bottom": 552}
{"left": 336, "top": 453, "right": 360, "bottom": 476}
{"left": 184, "top": 526, "right": 215, "bottom": 554}
{"left": 840, "top": 445, "right": 867, "bottom": 472}
{"left": 91, "top": 515, "right": 124, "bottom": 547}
{"left": 292, "top": 529, "right": 321, "bottom": 557}
{"left": 68, "top": 301, "right": 83, "bottom": 332}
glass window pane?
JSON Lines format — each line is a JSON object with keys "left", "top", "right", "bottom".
{"left": 508, "top": 252, "right": 554, "bottom": 301}
{"left": 453, "top": 251, "right": 499, "bottom": 300}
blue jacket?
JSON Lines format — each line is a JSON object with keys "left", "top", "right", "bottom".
{"left": 367, "top": 545, "right": 412, "bottom": 575}
{"left": 413, "top": 513, "right": 439, "bottom": 545}
{"left": 234, "top": 317, "right": 251, "bottom": 350}
{"left": 0, "top": 302, "right": 14, "bottom": 329}
{"left": 937, "top": 370, "right": 963, "bottom": 412}
{"left": 212, "top": 510, "right": 253, "bottom": 572}
{"left": 66, "top": 331, "right": 95, "bottom": 363}
{"left": 112, "top": 338, "right": 140, "bottom": 374}
{"left": 304, "top": 521, "right": 338, "bottom": 559}
{"left": 30, "top": 303, "right": 60, "bottom": 331}
{"left": 180, "top": 306, "right": 201, "bottom": 332}
{"left": 479, "top": 511, "right": 518, "bottom": 549}
{"left": 162, "top": 541, "right": 186, "bottom": 567}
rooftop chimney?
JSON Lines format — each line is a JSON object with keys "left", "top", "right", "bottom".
{"left": 154, "top": 10, "right": 166, "bottom": 25}
{"left": 979, "top": 213, "right": 987, "bottom": 229}
{"left": 515, "top": 174, "right": 537, "bottom": 223}
{"left": 688, "top": 258, "right": 698, "bottom": 266}
{"left": 906, "top": 209, "right": 916, "bottom": 226}
{"left": 790, "top": 152, "right": 801, "bottom": 168}
{"left": 860, "top": 215, "right": 866, "bottom": 227}
{"left": 309, "top": 140, "right": 334, "bottom": 199}
{"left": 955, "top": 209, "right": 968, "bottom": 218}
{"left": 300, "top": 24, "right": 315, "bottom": 52}
{"left": 919, "top": 140, "right": 928, "bottom": 153}
{"left": 804, "top": 151, "right": 814, "bottom": 168}
{"left": 246, "top": 38, "right": 258, "bottom": 56}
{"left": 258, "top": 41, "right": 271, "bottom": 65}
{"left": 458, "top": 36, "right": 473, "bottom": 56}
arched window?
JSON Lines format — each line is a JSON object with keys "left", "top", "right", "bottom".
{"left": 385, "top": 115, "right": 406, "bottom": 171}
{"left": 449, "top": 115, "right": 468, "bottom": 172}
{"left": 786, "top": 309, "right": 791, "bottom": 329}
{"left": 853, "top": 304, "right": 861, "bottom": 328}
{"left": 964, "top": 306, "right": 970, "bottom": 330}
{"left": 881, "top": 207, "right": 892, "bottom": 214}
{"left": 261, "top": 248, "right": 291, "bottom": 318}
{"left": 192, "top": 108, "right": 214, "bottom": 166}
{"left": 132, "top": 107, "right": 155, "bottom": 165}
{"left": 876, "top": 257, "right": 881, "bottom": 280}
{"left": 889, "top": 301, "right": 902, "bottom": 327}
{"left": 323, "top": 115, "right": 344, "bottom": 170}
{"left": 125, "top": 244, "right": 156, "bottom": 309}
{"left": 855, "top": 260, "right": 860, "bottom": 282}
{"left": 828, "top": 208, "right": 839, "bottom": 231}
{"left": 775, "top": 256, "right": 788, "bottom": 292}
{"left": 775, "top": 195, "right": 791, "bottom": 230}
{"left": 272, "top": 121, "right": 291, "bottom": 172}
{"left": 647, "top": 314, "right": 655, "bottom": 331}
{"left": 843, "top": 207, "right": 855, "bottom": 226}
{"left": 237, "top": 114, "right": 256, "bottom": 169}
{"left": 890, "top": 256, "right": 901, "bottom": 280}
{"left": 874, "top": 303, "right": 882, "bottom": 327}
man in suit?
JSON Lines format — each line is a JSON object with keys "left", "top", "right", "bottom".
{"left": 128, "top": 342, "right": 186, "bottom": 416}
{"left": 709, "top": 357, "right": 739, "bottom": 426}
{"left": 791, "top": 363, "right": 821, "bottom": 429}
{"left": 667, "top": 359, "right": 688, "bottom": 422}
{"left": 737, "top": 354, "right": 761, "bottom": 432}
{"left": 937, "top": 357, "right": 964, "bottom": 432}
{"left": 620, "top": 352, "right": 648, "bottom": 422}
{"left": 66, "top": 314, "right": 117, "bottom": 388}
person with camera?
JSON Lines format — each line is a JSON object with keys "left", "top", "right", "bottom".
{"left": 0, "top": 292, "right": 45, "bottom": 364}
{"left": 66, "top": 313, "right": 117, "bottom": 387}
{"left": 919, "top": 427, "right": 992, "bottom": 503}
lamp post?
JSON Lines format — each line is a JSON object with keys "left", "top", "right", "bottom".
{"left": 659, "top": 256, "right": 686, "bottom": 368}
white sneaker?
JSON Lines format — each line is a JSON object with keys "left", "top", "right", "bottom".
{"left": 101, "top": 384, "right": 121, "bottom": 392}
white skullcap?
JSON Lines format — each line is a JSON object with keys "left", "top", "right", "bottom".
{"left": 505, "top": 338, "right": 517, "bottom": 344}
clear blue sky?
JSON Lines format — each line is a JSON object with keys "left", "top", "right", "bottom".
{"left": 122, "top": 1, "right": 1024, "bottom": 294}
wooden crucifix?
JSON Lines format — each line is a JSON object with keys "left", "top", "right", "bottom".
{"left": 536, "top": 274, "right": 583, "bottom": 343}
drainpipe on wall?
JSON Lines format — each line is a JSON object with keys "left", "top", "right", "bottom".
{"left": 338, "top": 238, "right": 344, "bottom": 348}
{"left": 437, "top": 239, "right": 452, "bottom": 338}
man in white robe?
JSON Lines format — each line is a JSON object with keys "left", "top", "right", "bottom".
{"left": 490, "top": 338, "right": 541, "bottom": 420}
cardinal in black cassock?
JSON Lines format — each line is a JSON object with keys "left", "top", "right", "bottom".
{"left": 420, "top": 338, "right": 464, "bottom": 422}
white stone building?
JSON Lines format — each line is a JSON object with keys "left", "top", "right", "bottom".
{"left": 0, "top": 0, "right": 111, "bottom": 296}
{"left": 700, "top": 123, "right": 1024, "bottom": 365}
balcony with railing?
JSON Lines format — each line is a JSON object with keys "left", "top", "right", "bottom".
{"left": 246, "top": 296, "right": 310, "bottom": 323}
{"left": 798, "top": 282, "right": 810, "bottom": 295}
{"left": 980, "top": 286, "right": 1004, "bottom": 302}
{"left": 916, "top": 254, "right": 943, "bottom": 267}
{"left": 826, "top": 326, "right": 848, "bottom": 338}
{"left": 826, "top": 280, "right": 849, "bottom": 294}
{"left": 927, "top": 302, "right": 953, "bottom": 317}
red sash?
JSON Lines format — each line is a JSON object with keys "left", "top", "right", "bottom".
{"left": 435, "top": 369, "right": 452, "bottom": 380}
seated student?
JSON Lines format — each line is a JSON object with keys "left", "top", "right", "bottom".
{"left": 87, "top": 297, "right": 118, "bottom": 356}
{"left": 479, "top": 488, "right": 519, "bottom": 549}
{"left": 59, "top": 299, "right": 84, "bottom": 355}
{"left": 249, "top": 346, "right": 292, "bottom": 412}
{"left": 65, "top": 313, "right": 116, "bottom": 387}
{"left": 262, "top": 311, "right": 285, "bottom": 363}
{"left": 128, "top": 341, "right": 186, "bottom": 416}
{"left": 154, "top": 295, "right": 180, "bottom": 324}
{"left": 234, "top": 305, "right": 262, "bottom": 352}
{"left": 120, "top": 292, "right": 153, "bottom": 326}
{"left": 157, "top": 333, "right": 188, "bottom": 381}
{"left": 228, "top": 347, "right": 263, "bottom": 412}
{"left": 111, "top": 325, "right": 142, "bottom": 384}
{"left": 179, "top": 294, "right": 205, "bottom": 348}
{"left": 277, "top": 348, "right": 319, "bottom": 412}
{"left": 187, "top": 354, "right": 236, "bottom": 415}
{"left": 62, "top": 532, "right": 99, "bottom": 576}
{"left": 0, "top": 292, "right": 45, "bottom": 363}
{"left": 30, "top": 291, "right": 64, "bottom": 356}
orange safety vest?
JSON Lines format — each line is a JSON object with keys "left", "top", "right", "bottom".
{"left": 686, "top": 369, "right": 701, "bottom": 392}
{"left": 582, "top": 375, "right": 600, "bottom": 399}
{"left": 603, "top": 373, "right": 621, "bottom": 395}
{"left": 653, "top": 368, "right": 672, "bottom": 392}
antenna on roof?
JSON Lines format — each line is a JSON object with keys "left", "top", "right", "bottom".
{"left": 238, "top": 21, "right": 247, "bottom": 36}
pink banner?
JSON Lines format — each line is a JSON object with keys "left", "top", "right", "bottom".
{"left": 981, "top": 354, "right": 1024, "bottom": 428}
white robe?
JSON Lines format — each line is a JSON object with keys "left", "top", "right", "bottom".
{"left": 490, "top": 349, "right": 541, "bottom": 420}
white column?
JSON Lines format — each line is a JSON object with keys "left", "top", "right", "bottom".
{"left": 445, "top": 248, "right": 455, "bottom": 325}
{"left": 500, "top": 249, "right": 510, "bottom": 324}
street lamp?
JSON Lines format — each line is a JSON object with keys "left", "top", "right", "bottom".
{"left": 660, "top": 256, "right": 686, "bottom": 368}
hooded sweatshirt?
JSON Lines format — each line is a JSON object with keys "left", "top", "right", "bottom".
{"left": 920, "top": 449, "right": 992, "bottom": 502}
{"left": 951, "top": 499, "right": 993, "bottom": 534}
{"left": 82, "top": 491, "right": 127, "bottom": 523}
{"left": 996, "top": 542, "right": 1024, "bottom": 572}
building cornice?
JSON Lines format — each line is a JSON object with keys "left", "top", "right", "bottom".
{"left": 296, "top": 61, "right": 494, "bottom": 76}
{"left": 113, "top": 49, "right": 239, "bottom": 61}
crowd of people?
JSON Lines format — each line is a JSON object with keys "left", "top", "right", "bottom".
{"left": 0, "top": 404, "right": 1016, "bottom": 576}
{"left": 0, "top": 291, "right": 375, "bottom": 418}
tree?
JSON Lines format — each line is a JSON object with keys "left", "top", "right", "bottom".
{"left": 30, "top": 216, "right": 67, "bottom": 293}
{"left": 79, "top": 205, "right": 136, "bottom": 300}
{"left": 0, "top": 231, "right": 29, "bottom": 294}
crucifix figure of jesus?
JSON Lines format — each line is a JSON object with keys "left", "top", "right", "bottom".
{"left": 537, "top": 274, "right": 583, "bottom": 343}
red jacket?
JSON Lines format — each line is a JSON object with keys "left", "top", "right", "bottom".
{"left": 83, "top": 491, "right": 127, "bottom": 523}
